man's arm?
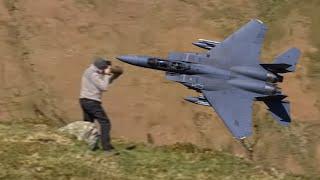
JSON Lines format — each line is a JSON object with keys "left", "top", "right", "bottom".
{"left": 109, "top": 66, "right": 123, "bottom": 84}
{"left": 89, "top": 72, "right": 111, "bottom": 91}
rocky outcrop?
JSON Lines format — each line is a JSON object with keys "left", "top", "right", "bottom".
{"left": 59, "top": 121, "right": 99, "bottom": 145}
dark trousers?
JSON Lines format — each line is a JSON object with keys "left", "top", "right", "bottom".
{"left": 79, "top": 98, "right": 113, "bottom": 151}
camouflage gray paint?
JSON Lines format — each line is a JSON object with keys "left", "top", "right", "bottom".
{"left": 117, "top": 19, "right": 301, "bottom": 139}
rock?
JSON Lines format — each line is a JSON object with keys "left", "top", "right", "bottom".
{"left": 59, "top": 121, "right": 99, "bottom": 144}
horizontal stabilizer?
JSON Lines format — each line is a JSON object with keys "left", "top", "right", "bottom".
{"left": 260, "top": 63, "right": 291, "bottom": 73}
{"left": 263, "top": 100, "right": 291, "bottom": 126}
{"left": 274, "top": 48, "right": 300, "bottom": 71}
{"left": 261, "top": 48, "right": 300, "bottom": 73}
{"left": 256, "top": 94, "right": 287, "bottom": 101}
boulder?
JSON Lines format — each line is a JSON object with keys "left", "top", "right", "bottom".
{"left": 59, "top": 121, "right": 99, "bottom": 145}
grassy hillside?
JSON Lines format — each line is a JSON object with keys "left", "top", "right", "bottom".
{"left": 0, "top": 122, "right": 308, "bottom": 179}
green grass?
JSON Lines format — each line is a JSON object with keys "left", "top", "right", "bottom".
{"left": 0, "top": 123, "right": 122, "bottom": 179}
{"left": 119, "top": 145, "right": 258, "bottom": 179}
{"left": 0, "top": 123, "right": 307, "bottom": 180}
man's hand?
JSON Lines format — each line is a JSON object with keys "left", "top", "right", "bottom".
{"left": 104, "top": 66, "right": 112, "bottom": 75}
{"left": 111, "top": 66, "right": 123, "bottom": 75}
{"left": 110, "top": 66, "right": 123, "bottom": 83}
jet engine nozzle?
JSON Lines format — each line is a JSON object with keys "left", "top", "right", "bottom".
{"left": 231, "top": 66, "right": 281, "bottom": 83}
{"left": 229, "top": 79, "right": 281, "bottom": 95}
{"left": 266, "top": 73, "right": 279, "bottom": 83}
{"left": 264, "top": 84, "right": 280, "bottom": 95}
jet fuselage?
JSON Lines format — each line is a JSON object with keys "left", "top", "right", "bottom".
{"left": 117, "top": 54, "right": 280, "bottom": 95}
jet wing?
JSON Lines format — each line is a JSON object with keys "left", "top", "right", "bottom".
{"left": 209, "top": 19, "right": 267, "bottom": 68}
{"left": 202, "top": 89, "right": 255, "bottom": 139}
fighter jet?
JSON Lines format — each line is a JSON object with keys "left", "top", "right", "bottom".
{"left": 117, "top": 19, "right": 301, "bottom": 139}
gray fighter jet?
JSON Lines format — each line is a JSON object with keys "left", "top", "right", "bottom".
{"left": 117, "top": 19, "right": 301, "bottom": 139}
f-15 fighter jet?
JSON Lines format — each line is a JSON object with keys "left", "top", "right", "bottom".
{"left": 117, "top": 19, "right": 301, "bottom": 139}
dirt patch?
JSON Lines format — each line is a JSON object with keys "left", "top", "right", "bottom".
{"left": 285, "top": 155, "right": 305, "bottom": 175}
{"left": 317, "top": 145, "right": 320, "bottom": 172}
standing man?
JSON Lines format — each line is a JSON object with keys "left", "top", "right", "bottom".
{"left": 79, "top": 57, "right": 123, "bottom": 155}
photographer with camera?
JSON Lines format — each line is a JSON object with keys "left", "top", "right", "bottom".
{"left": 79, "top": 57, "right": 123, "bottom": 156}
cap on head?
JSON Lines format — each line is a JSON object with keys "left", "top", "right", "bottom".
{"left": 93, "top": 57, "right": 111, "bottom": 70}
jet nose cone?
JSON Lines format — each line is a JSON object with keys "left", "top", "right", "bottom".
{"left": 116, "top": 55, "right": 134, "bottom": 63}
{"left": 116, "top": 55, "right": 149, "bottom": 67}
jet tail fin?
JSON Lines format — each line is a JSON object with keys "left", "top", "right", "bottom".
{"left": 263, "top": 99, "right": 291, "bottom": 126}
{"left": 260, "top": 48, "right": 301, "bottom": 73}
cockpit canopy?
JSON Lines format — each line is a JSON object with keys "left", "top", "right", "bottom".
{"left": 147, "top": 58, "right": 190, "bottom": 71}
